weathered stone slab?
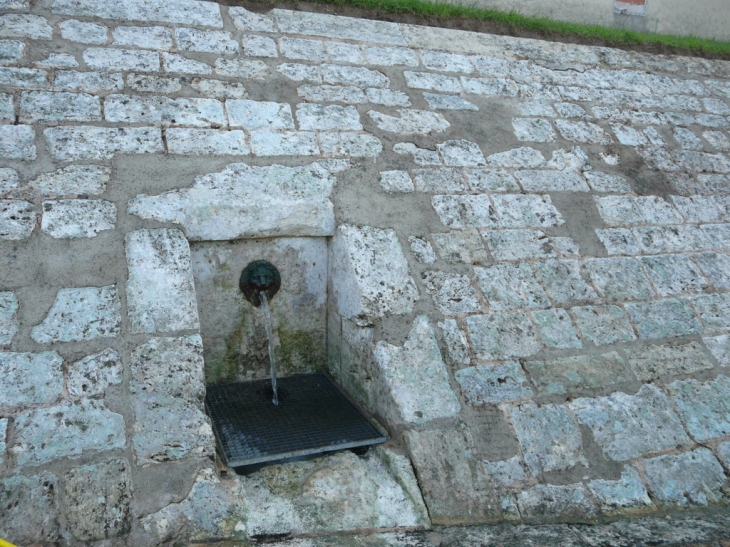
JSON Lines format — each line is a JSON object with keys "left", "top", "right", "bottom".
{"left": 296, "top": 103, "right": 361, "bottom": 131}
{"left": 0, "top": 351, "right": 63, "bottom": 407}
{"left": 229, "top": 6, "right": 277, "bottom": 32}
{"left": 569, "top": 384, "right": 690, "bottom": 461}
{"left": 54, "top": 70, "right": 123, "bottom": 92}
{"left": 533, "top": 260, "right": 597, "bottom": 304}
{"left": 431, "top": 195, "right": 499, "bottom": 228}
{"left": 475, "top": 263, "right": 549, "bottom": 311}
{"left": 515, "top": 170, "right": 590, "bottom": 192}
{"left": 644, "top": 448, "right": 726, "bottom": 506}
{"left": 692, "top": 252, "right": 730, "bottom": 290}
{"left": 330, "top": 224, "right": 418, "bottom": 326}
{"left": 0, "top": 199, "right": 35, "bottom": 240}
{"left": 0, "top": 124, "right": 35, "bottom": 160}
{"left": 64, "top": 459, "right": 132, "bottom": 540}
{"left": 422, "top": 271, "right": 481, "bottom": 315}
{"left": 487, "top": 147, "right": 546, "bottom": 169}
{"left": 68, "top": 348, "right": 122, "bottom": 398}
{"left": 431, "top": 230, "right": 489, "bottom": 265}
{"left": 438, "top": 319, "right": 470, "bottom": 365}
{"left": 364, "top": 45, "right": 419, "bottom": 66}
{"left": 414, "top": 169, "right": 468, "bottom": 192}
{"left": 191, "top": 77, "right": 247, "bottom": 99}
{"left": 0, "top": 291, "right": 18, "bottom": 345}
{"left": 83, "top": 48, "right": 159, "bottom": 72}
{"left": 531, "top": 308, "right": 582, "bottom": 349}
{"left": 0, "top": 417, "right": 6, "bottom": 466}
{"left": 125, "top": 229, "right": 199, "bottom": 334}
{"left": 692, "top": 293, "right": 730, "bottom": 331}
{"left": 29, "top": 164, "right": 110, "bottom": 196}
{"left": 372, "top": 316, "right": 460, "bottom": 425}
{"left": 484, "top": 229, "right": 557, "bottom": 261}
{"left": 587, "top": 466, "right": 653, "bottom": 514}
{"left": 704, "top": 334, "right": 730, "bottom": 367}
{"left": 163, "top": 52, "right": 212, "bottom": 75}
{"left": 52, "top": 0, "right": 224, "bottom": 27}
{"left": 141, "top": 468, "right": 246, "bottom": 543}
{"left": 19, "top": 90, "right": 100, "bottom": 123}
{"left": 113, "top": 25, "right": 172, "bottom": 49}
{"left": 512, "top": 118, "right": 556, "bottom": 142}
{"left": 484, "top": 456, "right": 527, "bottom": 488}
{"left": 572, "top": 305, "right": 636, "bottom": 346}
{"left": 424, "top": 93, "right": 477, "bottom": 111}
{"left": 0, "top": 14, "right": 51, "bottom": 39}
{"left": 368, "top": 109, "right": 450, "bottom": 134}
{"left": 227, "top": 99, "right": 293, "bottom": 129}
{"left": 409, "top": 235, "right": 435, "bottom": 262}
{"left": 667, "top": 375, "right": 730, "bottom": 441}
{"left": 127, "top": 73, "right": 182, "bottom": 93}
{"left": 405, "top": 71, "right": 462, "bottom": 93}
{"left": 41, "top": 199, "right": 116, "bottom": 238}
{"left": 167, "top": 128, "right": 248, "bottom": 155}
{"left": 0, "top": 473, "right": 59, "bottom": 544}
{"left": 626, "top": 298, "right": 703, "bottom": 339}
{"left": 0, "top": 167, "right": 18, "bottom": 194}
{"left": 510, "top": 403, "right": 587, "bottom": 475}
{"left": 455, "top": 362, "right": 533, "bottom": 404}
{"left": 627, "top": 341, "right": 714, "bottom": 381}
{"left": 517, "top": 484, "right": 596, "bottom": 521}
{"left": 11, "top": 399, "right": 126, "bottom": 466}
{"left": 35, "top": 53, "right": 78, "bottom": 68}
{"left": 105, "top": 94, "right": 224, "bottom": 126}
{"left": 380, "top": 170, "right": 414, "bottom": 193}
{"left": 279, "top": 37, "right": 326, "bottom": 62}
{"left": 274, "top": 9, "right": 406, "bottom": 45}
{"left": 31, "top": 285, "right": 121, "bottom": 343}
{"left": 493, "top": 194, "right": 564, "bottom": 227}
{"left": 175, "top": 27, "right": 238, "bottom": 54}
{"left": 585, "top": 257, "right": 654, "bottom": 300}
{"left": 0, "top": 66, "right": 47, "bottom": 88}
{"left": 466, "top": 313, "right": 541, "bottom": 360}
{"left": 251, "top": 129, "right": 319, "bottom": 156}
{"left": 525, "top": 352, "right": 635, "bottom": 396}
{"left": 320, "top": 132, "right": 382, "bottom": 157}
{"left": 129, "top": 162, "right": 335, "bottom": 240}
{"left": 59, "top": 19, "right": 108, "bottom": 44}
{"left": 44, "top": 126, "right": 163, "bottom": 160}
{"left": 405, "top": 425, "right": 499, "bottom": 524}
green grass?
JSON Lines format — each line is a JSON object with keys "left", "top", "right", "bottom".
{"left": 259, "top": 0, "right": 730, "bottom": 58}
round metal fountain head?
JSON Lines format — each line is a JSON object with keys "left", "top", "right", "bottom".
{"left": 240, "top": 260, "right": 281, "bottom": 307}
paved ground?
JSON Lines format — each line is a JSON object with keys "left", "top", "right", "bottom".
{"left": 1, "top": 1, "right": 730, "bottom": 545}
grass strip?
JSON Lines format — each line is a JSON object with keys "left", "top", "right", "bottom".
{"left": 260, "top": 0, "right": 730, "bottom": 58}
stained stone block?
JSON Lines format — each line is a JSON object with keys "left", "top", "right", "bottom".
{"left": 517, "top": 484, "right": 596, "bottom": 521}
{"left": 455, "top": 362, "right": 533, "bottom": 405}
{"left": 667, "top": 376, "right": 730, "bottom": 441}
{"left": 431, "top": 195, "right": 499, "bottom": 229}
{"left": 414, "top": 168, "right": 468, "bottom": 193}
{"left": 572, "top": 305, "right": 636, "bottom": 346}
{"left": 531, "top": 308, "right": 582, "bottom": 349}
{"left": 29, "top": 164, "right": 110, "bottom": 196}
{"left": 0, "top": 124, "right": 35, "bottom": 160}
{"left": 0, "top": 473, "right": 59, "bottom": 544}
{"left": 368, "top": 109, "right": 450, "bottom": 134}
{"left": 569, "top": 384, "right": 690, "bottom": 461}
{"left": 627, "top": 341, "right": 714, "bottom": 381}
{"left": 431, "top": 229, "right": 489, "bottom": 265}
{"left": 125, "top": 229, "right": 199, "bottom": 334}
{"left": 11, "top": 399, "right": 126, "bottom": 466}
{"left": 486, "top": 147, "right": 546, "bottom": 168}
{"left": 0, "top": 291, "right": 18, "bottom": 345}
{"left": 526, "top": 351, "right": 635, "bottom": 396}
{"left": 0, "top": 200, "right": 35, "bottom": 240}
{"left": 512, "top": 118, "right": 556, "bottom": 142}
{"left": 466, "top": 312, "right": 541, "bottom": 360}
{"left": 405, "top": 425, "right": 499, "bottom": 523}
{"left": 227, "top": 99, "right": 294, "bottom": 129}
{"left": 691, "top": 251, "right": 730, "bottom": 289}
{"left": 330, "top": 224, "right": 418, "bottom": 326}
{"left": 31, "top": 285, "right": 121, "bottom": 343}
{"left": 644, "top": 449, "right": 726, "bottom": 506}
{"left": 372, "top": 316, "right": 460, "bottom": 424}
{"left": 467, "top": 170, "right": 520, "bottom": 192}
{"left": 596, "top": 228, "right": 641, "bottom": 256}
{"left": 41, "top": 199, "right": 115, "bottom": 238}
{"left": 163, "top": 52, "right": 212, "bottom": 75}
{"left": 438, "top": 319, "right": 470, "bottom": 365}
{"left": 127, "top": 74, "right": 181, "bottom": 93}
{"left": 44, "top": 126, "right": 162, "bottom": 160}
{"left": 52, "top": 0, "right": 224, "bottom": 27}
{"left": 587, "top": 466, "right": 652, "bottom": 513}
{"left": 484, "top": 229, "right": 557, "bottom": 261}
{"left": 0, "top": 351, "right": 63, "bottom": 407}
{"left": 409, "top": 236, "right": 435, "bottom": 263}
{"left": 64, "top": 459, "right": 132, "bottom": 540}
{"left": 475, "top": 263, "right": 549, "bottom": 311}
{"left": 380, "top": 170, "right": 414, "bottom": 193}
{"left": 421, "top": 271, "right": 481, "bottom": 315}
{"left": 510, "top": 403, "right": 587, "bottom": 475}
{"left": 533, "top": 260, "right": 597, "bottom": 305}
{"left": 484, "top": 456, "right": 528, "bottom": 487}
{"left": 167, "top": 128, "right": 249, "bottom": 156}
{"left": 585, "top": 257, "right": 654, "bottom": 300}
{"left": 626, "top": 298, "right": 702, "bottom": 339}
{"left": 691, "top": 293, "right": 730, "bottom": 331}
{"left": 492, "top": 194, "right": 564, "bottom": 228}
{"left": 128, "top": 162, "right": 335, "bottom": 240}
{"left": 68, "top": 348, "right": 122, "bottom": 397}
{"left": 704, "top": 334, "right": 730, "bottom": 366}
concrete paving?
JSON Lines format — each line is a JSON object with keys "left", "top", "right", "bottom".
{"left": 1, "top": 0, "right": 730, "bottom": 545}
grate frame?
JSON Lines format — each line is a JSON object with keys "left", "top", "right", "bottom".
{"left": 204, "top": 373, "right": 386, "bottom": 468}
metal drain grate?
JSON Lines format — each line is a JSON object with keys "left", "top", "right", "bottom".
{"left": 205, "top": 373, "right": 386, "bottom": 468}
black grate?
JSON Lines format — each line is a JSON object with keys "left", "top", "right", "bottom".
{"left": 205, "top": 374, "right": 386, "bottom": 468}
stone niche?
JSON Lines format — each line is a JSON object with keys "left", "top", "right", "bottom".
{"left": 190, "top": 237, "right": 327, "bottom": 385}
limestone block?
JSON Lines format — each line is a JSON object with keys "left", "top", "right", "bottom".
{"left": 0, "top": 199, "right": 35, "bottom": 239}
{"left": 29, "top": 164, "right": 110, "bottom": 196}
{"left": 596, "top": 229, "right": 642, "bottom": 256}
{"left": 667, "top": 375, "right": 730, "bottom": 441}
{"left": 533, "top": 260, "right": 597, "bottom": 304}
{"left": 484, "top": 229, "right": 557, "bottom": 261}
{"left": 514, "top": 170, "right": 590, "bottom": 192}
{"left": 466, "top": 312, "right": 541, "bottom": 360}
{"left": 54, "top": 70, "right": 123, "bottom": 92}
{"left": 585, "top": 257, "right": 654, "bottom": 300}
{"left": 380, "top": 170, "right": 414, "bottom": 193}
{"left": 405, "top": 71, "right": 461, "bottom": 93}
{"left": 475, "top": 263, "right": 549, "bottom": 311}
{"left": 175, "top": 28, "right": 238, "bottom": 54}
{"left": 626, "top": 298, "right": 703, "bottom": 339}
{"left": 438, "top": 319, "right": 470, "bottom": 365}
{"left": 229, "top": 6, "right": 277, "bottom": 32}
{"left": 113, "top": 25, "right": 173, "bottom": 49}
{"left": 0, "top": 168, "right": 17, "bottom": 194}
{"left": 455, "top": 362, "right": 533, "bottom": 405}
{"left": 0, "top": 351, "right": 63, "bottom": 407}
{"left": 0, "top": 291, "right": 18, "bottom": 346}
{"left": 251, "top": 130, "right": 319, "bottom": 156}
{"left": 414, "top": 168, "right": 468, "bottom": 192}
{"left": 125, "top": 229, "right": 199, "bottom": 334}
{"left": 364, "top": 46, "right": 419, "bottom": 67}
{"left": 704, "top": 334, "right": 730, "bottom": 367}
{"left": 44, "top": 126, "right": 163, "bottom": 160}
{"left": 437, "top": 139, "right": 485, "bottom": 166}
{"left": 372, "top": 316, "right": 460, "bottom": 425}
{"left": 692, "top": 252, "right": 730, "bottom": 289}
{"left": 330, "top": 224, "right": 418, "bottom": 326}
{"left": 296, "top": 103, "right": 361, "bottom": 131}
{"left": 105, "top": 94, "right": 225, "bottom": 126}
{"left": 279, "top": 37, "right": 326, "bottom": 62}
{"left": 691, "top": 293, "right": 730, "bottom": 331}
{"left": 421, "top": 271, "right": 480, "bottom": 315}
{"left": 320, "top": 132, "right": 382, "bottom": 158}
{"left": 512, "top": 118, "right": 556, "bottom": 142}
{"left": 128, "top": 162, "right": 336, "bottom": 240}
{"left": 83, "top": 48, "right": 159, "bottom": 72}
{"left": 274, "top": 9, "right": 406, "bottom": 45}
{"left": 0, "top": 124, "right": 35, "bottom": 160}
{"left": 626, "top": 341, "right": 714, "bottom": 381}
{"left": 127, "top": 74, "right": 182, "bottom": 93}
{"left": 242, "top": 35, "right": 278, "bottom": 57}
{"left": 0, "top": 14, "right": 51, "bottom": 39}
{"left": 0, "top": 40, "right": 23, "bottom": 65}
{"left": 517, "top": 484, "right": 596, "bottom": 521}
{"left": 424, "top": 93, "right": 477, "bottom": 111}
{"left": 241, "top": 448, "right": 429, "bottom": 535}
{"left": 166, "top": 128, "right": 248, "bottom": 156}
{"left": 41, "top": 199, "right": 115, "bottom": 238}
{"left": 191, "top": 77, "right": 247, "bottom": 99}
{"left": 569, "top": 384, "right": 690, "bottom": 461}
{"left": 421, "top": 50, "right": 474, "bottom": 73}
{"left": 31, "top": 285, "right": 121, "bottom": 343}
{"left": 162, "top": 52, "right": 212, "bottom": 75}
{"left": 484, "top": 456, "right": 528, "bottom": 488}
{"left": 215, "top": 58, "right": 268, "bottom": 79}
{"left": 462, "top": 77, "right": 518, "bottom": 97}
{"left": 408, "top": 236, "right": 435, "bottom": 262}
{"left": 644, "top": 448, "right": 726, "bottom": 506}
{"left": 67, "top": 348, "right": 122, "bottom": 397}
{"left": 530, "top": 308, "right": 582, "bottom": 349}
{"left": 11, "top": 399, "right": 126, "bottom": 466}
{"left": 0, "top": 66, "right": 47, "bottom": 88}
{"left": 368, "top": 109, "right": 450, "bottom": 134}
{"left": 64, "top": 459, "right": 132, "bottom": 540}
{"left": 431, "top": 230, "right": 489, "bottom": 265}
{"left": 572, "top": 304, "right": 636, "bottom": 346}
{"left": 52, "top": 0, "right": 224, "bottom": 27}
{"left": 486, "top": 147, "right": 547, "bottom": 168}
{"left": 367, "top": 88, "right": 411, "bottom": 106}
{"left": 0, "top": 473, "right": 59, "bottom": 544}
{"left": 404, "top": 425, "right": 499, "bottom": 524}
{"left": 431, "top": 195, "right": 499, "bottom": 229}
{"left": 587, "top": 466, "right": 653, "bottom": 514}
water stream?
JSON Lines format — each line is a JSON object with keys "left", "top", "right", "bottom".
{"left": 259, "top": 291, "right": 279, "bottom": 405}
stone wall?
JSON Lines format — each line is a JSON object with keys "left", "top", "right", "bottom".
{"left": 1, "top": 0, "right": 730, "bottom": 544}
